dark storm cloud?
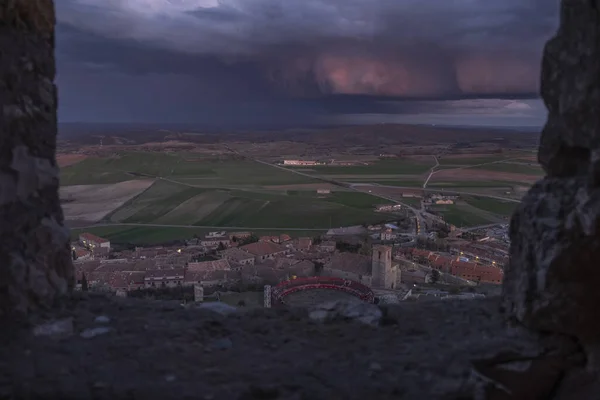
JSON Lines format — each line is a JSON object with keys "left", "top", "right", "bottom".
{"left": 56, "top": 0, "right": 559, "bottom": 99}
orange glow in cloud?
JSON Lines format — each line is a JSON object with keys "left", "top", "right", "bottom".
{"left": 313, "top": 54, "right": 445, "bottom": 96}
{"left": 274, "top": 50, "right": 541, "bottom": 97}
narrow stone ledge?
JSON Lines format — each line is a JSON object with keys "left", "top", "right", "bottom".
{"left": 0, "top": 295, "right": 550, "bottom": 400}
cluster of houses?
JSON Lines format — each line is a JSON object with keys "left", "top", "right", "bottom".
{"left": 424, "top": 194, "right": 458, "bottom": 206}
{"left": 375, "top": 204, "right": 404, "bottom": 213}
{"left": 281, "top": 160, "right": 323, "bottom": 166}
{"left": 396, "top": 240, "right": 507, "bottom": 285}
{"left": 73, "top": 231, "right": 376, "bottom": 294}
{"left": 73, "top": 226, "right": 508, "bottom": 296}
{"left": 279, "top": 159, "right": 369, "bottom": 167}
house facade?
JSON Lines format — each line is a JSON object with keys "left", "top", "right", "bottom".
{"left": 322, "top": 252, "right": 373, "bottom": 286}
{"left": 221, "top": 248, "right": 255, "bottom": 266}
{"left": 79, "top": 233, "right": 111, "bottom": 251}
{"left": 240, "top": 241, "right": 290, "bottom": 263}
{"left": 144, "top": 269, "right": 185, "bottom": 288}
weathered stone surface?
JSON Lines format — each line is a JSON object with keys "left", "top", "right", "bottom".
{"left": 500, "top": 0, "right": 600, "bottom": 395}
{"left": 503, "top": 0, "right": 600, "bottom": 345}
{"left": 309, "top": 300, "right": 383, "bottom": 326}
{"left": 0, "top": 0, "right": 56, "bottom": 34}
{"left": 538, "top": 0, "right": 600, "bottom": 177}
{"left": 502, "top": 177, "right": 600, "bottom": 343}
{"left": 0, "top": 0, "right": 73, "bottom": 316}
{"left": 0, "top": 295, "right": 545, "bottom": 400}
{"left": 470, "top": 344, "right": 584, "bottom": 400}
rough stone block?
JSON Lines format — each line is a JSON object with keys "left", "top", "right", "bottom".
{"left": 0, "top": 0, "right": 56, "bottom": 34}
{"left": 0, "top": 0, "right": 73, "bottom": 316}
{"left": 537, "top": 0, "right": 600, "bottom": 178}
{"left": 502, "top": 177, "right": 600, "bottom": 345}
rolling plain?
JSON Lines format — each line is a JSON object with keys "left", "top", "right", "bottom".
{"left": 58, "top": 124, "right": 542, "bottom": 244}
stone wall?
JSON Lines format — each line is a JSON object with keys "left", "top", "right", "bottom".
{"left": 0, "top": 0, "right": 73, "bottom": 316}
{"left": 502, "top": 0, "right": 600, "bottom": 352}
{"left": 498, "top": 1, "right": 600, "bottom": 397}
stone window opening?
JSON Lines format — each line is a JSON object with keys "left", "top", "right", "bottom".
{"left": 1, "top": 1, "right": 600, "bottom": 398}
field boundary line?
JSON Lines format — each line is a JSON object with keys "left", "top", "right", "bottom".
{"left": 99, "top": 179, "right": 159, "bottom": 224}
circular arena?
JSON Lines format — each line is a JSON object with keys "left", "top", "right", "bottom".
{"left": 271, "top": 277, "right": 375, "bottom": 307}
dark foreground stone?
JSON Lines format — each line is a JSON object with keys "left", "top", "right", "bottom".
{"left": 0, "top": 0, "right": 73, "bottom": 316}
{"left": 0, "top": 295, "right": 565, "bottom": 400}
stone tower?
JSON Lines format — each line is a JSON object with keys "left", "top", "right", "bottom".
{"left": 371, "top": 245, "right": 396, "bottom": 289}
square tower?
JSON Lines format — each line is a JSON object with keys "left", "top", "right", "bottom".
{"left": 372, "top": 245, "right": 396, "bottom": 289}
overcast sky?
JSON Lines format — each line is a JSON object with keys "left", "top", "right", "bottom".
{"left": 55, "top": 0, "right": 559, "bottom": 127}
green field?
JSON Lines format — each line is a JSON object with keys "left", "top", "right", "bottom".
{"left": 62, "top": 151, "right": 529, "bottom": 240}
{"left": 463, "top": 196, "right": 518, "bottom": 217}
{"left": 339, "top": 178, "right": 424, "bottom": 187}
{"left": 291, "top": 159, "right": 434, "bottom": 175}
{"left": 285, "top": 190, "right": 389, "bottom": 209}
{"left": 472, "top": 162, "right": 544, "bottom": 175}
{"left": 397, "top": 197, "right": 422, "bottom": 207}
{"left": 60, "top": 152, "right": 317, "bottom": 186}
{"left": 103, "top": 180, "right": 395, "bottom": 229}
{"left": 431, "top": 205, "right": 494, "bottom": 227}
{"left": 427, "top": 180, "right": 522, "bottom": 188}
{"left": 70, "top": 226, "right": 325, "bottom": 245}
{"left": 437, "top": 155, "right": 516, "bottom": 166}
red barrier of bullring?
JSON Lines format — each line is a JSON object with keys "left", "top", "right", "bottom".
{"left": 272, "top": 276, "right": 375, "bottom": 304}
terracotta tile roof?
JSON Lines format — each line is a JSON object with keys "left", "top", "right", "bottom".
{"left": 74, "top": 261, "right": 101, "bottom": 280}
{"left": 79, "top": 232, "right": 110, "bottom": 244}
{"left": 254, "top": 266, "right": 288, "bottom": 283}
{"left": 427, "top": 253, "right": 438, "bottom": 262}
{"left": 109, "top": 272, "right": 146, "bottom": 289}
{"left": 184, "top": 269, "right": 229, "bottom": 284}
{"left": 325, "top": 253, "right": 371, "bottom": 275}
{"left": 133, "top": 259, "right": 159, "bottom": 270}
{"left": 411, "top": 249, "right": 432, "bottom": 259}
{"left": 187, "top": 259, "right": 231, "bottom": 272}
{"left": 293, "top": 251, "right": 329, "bottom": 261}
{"left": 272, "top": 257, "right": 300, "bottom": 270}
{"left": 75, "top": 248, "right": 91, "bottom": 258}
{"left": 95, "top": 263, "right": 133, "bottom": 273}
{"left": 287, "top": 260, "right": 315, "bottom": 277}
{"left": 241, "top": 241, "right": 287, "bottom": 257}
{"left": 295, "top": 237, "right": 313, "bottom": 250}
{"left": 221, "top": 248, "right": 254, "bottom": 262}
{"left": 449, "top": 261, "right": 504, "bottom": 283}
{"left": 145, "top": 269, "right": 185, "bottom": 280}
{"left": 255, "top": 259, "right": 276, "bottom": 269}
{"left": 431, "top": 255, "right": 452, "bottom": 269}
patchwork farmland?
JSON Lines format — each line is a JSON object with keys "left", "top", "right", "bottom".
{"left": 60, "top": 151, "right": 317, "bottom": 187}
{"left": 103, "top": 180, "right": 395, "bottom": 229}
{"left": 59, "top": 147, "right": 541, "bottom": 244}
{"left": 289, "top": 157, "right": 434, "bottom": 187}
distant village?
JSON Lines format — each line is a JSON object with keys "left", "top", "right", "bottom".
{"left": 73, "top": 222, "right": 509, "bottom": 299}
